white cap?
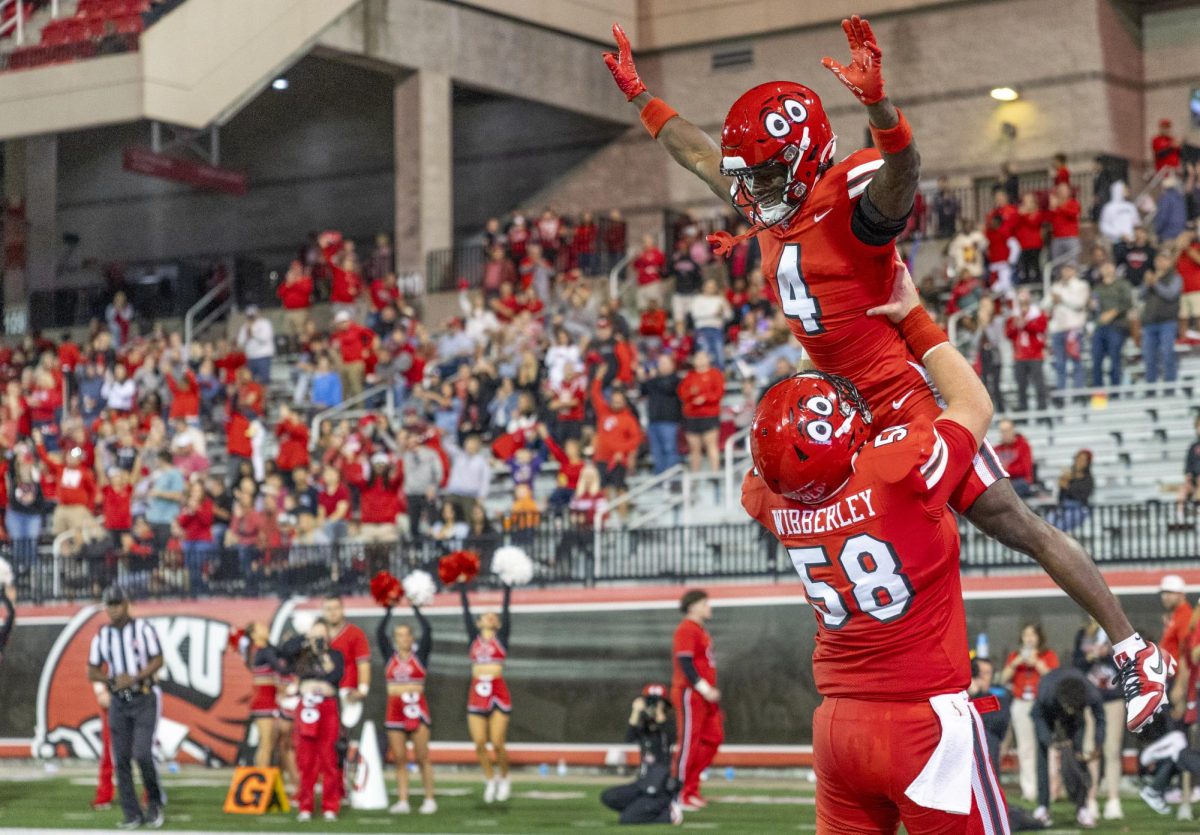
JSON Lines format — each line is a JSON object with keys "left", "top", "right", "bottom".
{"left": 1160, "top": 574, "right": 1186, "bottom": 594}
{"left": 334, "top": 310, "right": 351, "bottom": 323}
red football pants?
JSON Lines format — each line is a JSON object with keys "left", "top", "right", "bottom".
{"left": 94, "top": 709, "right": 114, "bottom": 806}
{"left": 812, "top": 696, "right": 1009, "bottom": 835}
{"left": 672, "top": 686, "right": 724, "bottom": 799}
{"left": 294, "top": 698, "right": 342, "bottom": 815}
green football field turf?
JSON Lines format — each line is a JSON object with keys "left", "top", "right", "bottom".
{"left": 0, "top": 769, "right": 1193, "bottom": 833}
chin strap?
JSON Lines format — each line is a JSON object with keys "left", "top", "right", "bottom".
{"left": 707, "top": 225, "right": 763, "bottom": 258}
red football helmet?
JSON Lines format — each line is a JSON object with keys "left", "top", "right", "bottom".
{"left": 750, "top": 371, "right": 872, "bottom": 504}
{"left": 720, "top": 81, "right": 837, "bottom": 230}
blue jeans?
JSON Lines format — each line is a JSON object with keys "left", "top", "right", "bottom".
{"left": 647, "top": 421, "right": 681, "bottom": 474}
{"left": 1050, "top": 330, "right": 1083, "bottom": 391}
{"left": 5, "top": 509, "right": 41, "bottom": 568}
{"left": 247, "top": 356, "right": 272, "bottom": 385}
{"left": 182, "top": 540, "right": 216, "bottom": 593}
{"left": 1049, "top": 499, "right": 1089, "bottom": 533}
{"left": 1141, "top": 320, "right": 1179, "bottom": 383}
{"left": 1090, "top": 326, "right": 1126, "bottom": 387}
{"left": 695, "top": 327, "right": 725, "bottom": 369}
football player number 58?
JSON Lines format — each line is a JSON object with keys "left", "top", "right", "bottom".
{"left": 777, "top": 244, "right": 824, "bottom": 335}
{"left": 788, "top": 535, "right": 913, "bottom": 628}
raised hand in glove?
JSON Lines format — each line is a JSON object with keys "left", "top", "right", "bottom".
{"left": 602, "top": 23, "right": 646, "bottom": 102}
{"left": 821, "top": 15, "right": 885, "bottom": 105}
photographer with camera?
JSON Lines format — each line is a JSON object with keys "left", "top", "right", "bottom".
{"left": 280, "top": 619, "right": 346, "bottom": 823}
{"left": 600, "top": 684, "right": 682, "bottom": 825}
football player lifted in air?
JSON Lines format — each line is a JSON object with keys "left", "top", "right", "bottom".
{"left": 743, "top": 260, "right": 1004, "bottom": 832}
{"left": 603, "top": 14, "right": 1173, "bottom": 733}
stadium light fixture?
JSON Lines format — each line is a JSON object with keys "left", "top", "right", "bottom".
{"left": 271, "top": 77, "right": 289, "bottom": 91}
{"left": 990, "top": 87, "right": 1019, "bottom": 102}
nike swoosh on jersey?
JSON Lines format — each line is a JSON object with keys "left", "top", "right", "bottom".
{"left": 892, "top": 391, "right": 915, "bottom": 410}
{"left": 813, "top": 209, "right": 832, "bottom": 223}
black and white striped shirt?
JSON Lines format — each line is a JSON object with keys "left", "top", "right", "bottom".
{"left": 88, "top": 620, "right": 162, "bottom": 683}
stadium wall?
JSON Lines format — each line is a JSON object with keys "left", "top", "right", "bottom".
{"left": 1, "top": 569, "right": 1190, "bottom": 768}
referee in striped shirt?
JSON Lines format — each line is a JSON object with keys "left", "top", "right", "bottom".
{"left": 87, "top": 585, "right": 165, "bottom": 830}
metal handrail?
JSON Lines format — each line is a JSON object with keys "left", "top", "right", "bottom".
{"left": 0, "top": 0, "right": 24, "bottom": 44}
{"left": 51, "top": 531, "right": 71, "bottom": 599}
{"left": 309, "top": 383, "right": 395, "bottom": 449}
{"left": 1041, "top": 246, "right": 1078, "bottom": 300}
{"left": 722, "top": 424, "right": 752, "bottom": 511}
{"left": 183, "top": 276, "right": 233, "bottom": 354}
{"left": 1134, "top": 165, "right": 1169, "bottom": 208}
{"left": 607, "top": 250, "right": 635, "bottom": 303}
{"left": 593, "top": 462, "right": 686, "bottom": 569}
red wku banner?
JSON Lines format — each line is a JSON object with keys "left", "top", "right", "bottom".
{"left": 122, "top": 146, "right": 248, "bottom": 195}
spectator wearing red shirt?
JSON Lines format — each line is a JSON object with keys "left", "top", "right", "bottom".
{"left": 46, "top": 445, "right": 100, "bottom": 553}
{"left": 985, "top": 188, "right": 1019, "bottom": 293}
{"left": 1158, "top": 574, "right": 1193, "bottom": 663}
{"left": 1013, "top": 193, "right": 1046, "bottom": 285}
{"left": 573, "top": 211, "right": 599, "bottom": 274}
{"left": 274, "top": 405, "right": 310, "bottom": 482}
{"left": 28, "top": 370, "right": 63, "bottom": 450}
{"left": 678, "top": 352, "right": 724, "bottom": 475}
{"left": 1001, "top": 623, "right": 1059, "bottom": 803}
{"left": 213, "top": 340, "right": 246, "bottom": 386}
{"left": 482, "top": 246, "right": 517, "bottom": 298}
{"left": 1052, "top": 152, "right": 1071, "bottom": 187}
{"left": 317, "top": 466, "right": 351, "bottom": 542}
{"left": 175, "top": 481, "right": 215, "bottom": 593}
{"left": 58, "top": 335, "right": 82, "bottom": 375}
{"left": 322, "top": 233, "right": 364, "bottom": 313}
{"left": 1005, "top": 288, "right": 1049, "bottom": 412}
{"left": 1177, "top": 227, "right": 1200, "bottom": 335}
{"left": 995, "top": 419, "right": 1036, "bottom": 498}
{"left": 633, "top": 235, "right": 666, "bottom": 309}
{"left": 331, "top": 310, "right": 377, "bottom": 398}
{"left": 227, "top": 485, "right": 267, "bottom": 582}
{"left": 507, "top": 215, "right": 531, "bottom": 260}
{"left": 637, "top": 298, "right": 668, "bottom": 355}
{"left": 165, "top": 368, "right": 201, "bottom": 424}
{"left": 276, "top": 260, "right": 314, "bottom": 346}
{"left": 1048, "top": 182, "right": 1081, "bottom": 264}
{"left": 368, "top": 272, "right": 401, "bottom": 317}
{"left": 100, "top": 468, "right": 133, "bottom": 535}
{"left": 358, "top": 454, "right": 406, "bottom": 542}
{"left": 547, "top": 363, "right": 586, "bottom": 442}
{"left": 590, "top": 366, "right": 643, "bottom": 505}
{"left": 1152, "top": 118, "right": 1182, "bottom": 172}
{"left": 603, "top": 209, "right": 627, "bottom": 269}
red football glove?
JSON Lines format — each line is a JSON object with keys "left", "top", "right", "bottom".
{"left": 602, "top": 23, "right": 646, "bottom": 102}
{"left": 821, "top": 15, "right": 885, "bottom": 105}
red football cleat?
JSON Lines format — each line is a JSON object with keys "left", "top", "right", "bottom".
{"left": 1115, "top": 641, "right": 1176, "bottom": 732}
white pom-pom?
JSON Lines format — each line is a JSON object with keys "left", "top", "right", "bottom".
{"left": 402, "top": 570, "right": 436, "bottom": 608}
{"left": 291, "top": 610, "right": 317, "bottom": 635}
{"left": 0, "top": 557, "right": 11, "bottom": 587}
{"left": 492, "top": 546, "right": 534, "bottom": 587}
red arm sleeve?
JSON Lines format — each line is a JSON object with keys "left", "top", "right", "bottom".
{"left": 544, "top": 435, "right": 568, "bottom": 467}
{"left": 590, "top": 375, "right": 610, "bottom": 420}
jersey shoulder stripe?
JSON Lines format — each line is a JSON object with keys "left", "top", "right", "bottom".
{"left": 920, "top": 432, "right": 949, "bottom": 490}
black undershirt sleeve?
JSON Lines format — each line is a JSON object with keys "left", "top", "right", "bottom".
{"left": 677, "top": 654, "right": 700, "bottom": 686}
{"left": 377, "top": 608, "right": 394, "bottom": 661}
{"left": 0, "top": 594, "right": 12, "bottom": 652}
{"left": 414, "top": 607, "right": 432, "bottom": 667}
{"left": 498, "top": 585, "right": 512, "bottom": 647}
{"left": 851, "top": 186, "right": 911, "bottom": 248}
{"left": 460, "top": 587, "right": 480, "bottom": 643}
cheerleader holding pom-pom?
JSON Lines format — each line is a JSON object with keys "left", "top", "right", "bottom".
{"left": 372, "top": 570, "right": 438, "bottom": 815}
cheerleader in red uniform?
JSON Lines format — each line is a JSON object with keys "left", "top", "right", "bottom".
{"left": 378, "top": 604, "right": 436, "bottom": 815}
{"left": 459, "top": 583, "right": 512, "bottom": 803}
{"left": 243, "top": 622, "right": 286, "bottom": 769}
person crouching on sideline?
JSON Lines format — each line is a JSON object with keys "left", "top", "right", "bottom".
{"left": 280, "top": 619, "right": 345, "bottom": 823}
{"left": 601, "top": 684, "right": 682, "bottom": 825}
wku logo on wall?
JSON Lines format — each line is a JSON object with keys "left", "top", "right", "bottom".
{"left": 32, "top": 600, "right": 291, "bottom": 765}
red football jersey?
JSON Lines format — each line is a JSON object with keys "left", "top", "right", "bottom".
{"left": 742, "top": 417, "right": 978, "bottom": 701}
{"left": 757, "top": 148, "right": 935, "bottom": 414}
{"left": 671, "top": 619, "right": 716, "bottom": 690}
{"left": 330, "top": 623, "right": 370, "bottom": 689}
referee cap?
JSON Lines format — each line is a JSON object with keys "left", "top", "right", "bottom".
{"left": 103, "top": 584, "right": 131, "bottom": 605}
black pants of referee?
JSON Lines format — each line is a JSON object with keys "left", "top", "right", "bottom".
{"left": 111, "top": 691, "right": 163, "bottom": 822}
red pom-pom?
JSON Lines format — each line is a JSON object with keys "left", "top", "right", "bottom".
{"left": 438, "top": 550, "right": 481, "bottom": 585}
{"left": 370, "top": 571, "right": 402, "bottom": 607}
{"left": 227, "top": 627, "right": 245, "bottom": 652}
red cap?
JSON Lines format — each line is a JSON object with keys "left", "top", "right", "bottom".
{"left": 1160, "top": 118, "right": 1173, "bottom": 129}
{"left": 357, "top": 415, "right": 376, "bottom": 427}
{"left": 597, "top": 317, "right": 611, "bottom": 328}
{"left": 642, "top": 683, "right": 667, "bottom": 699}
